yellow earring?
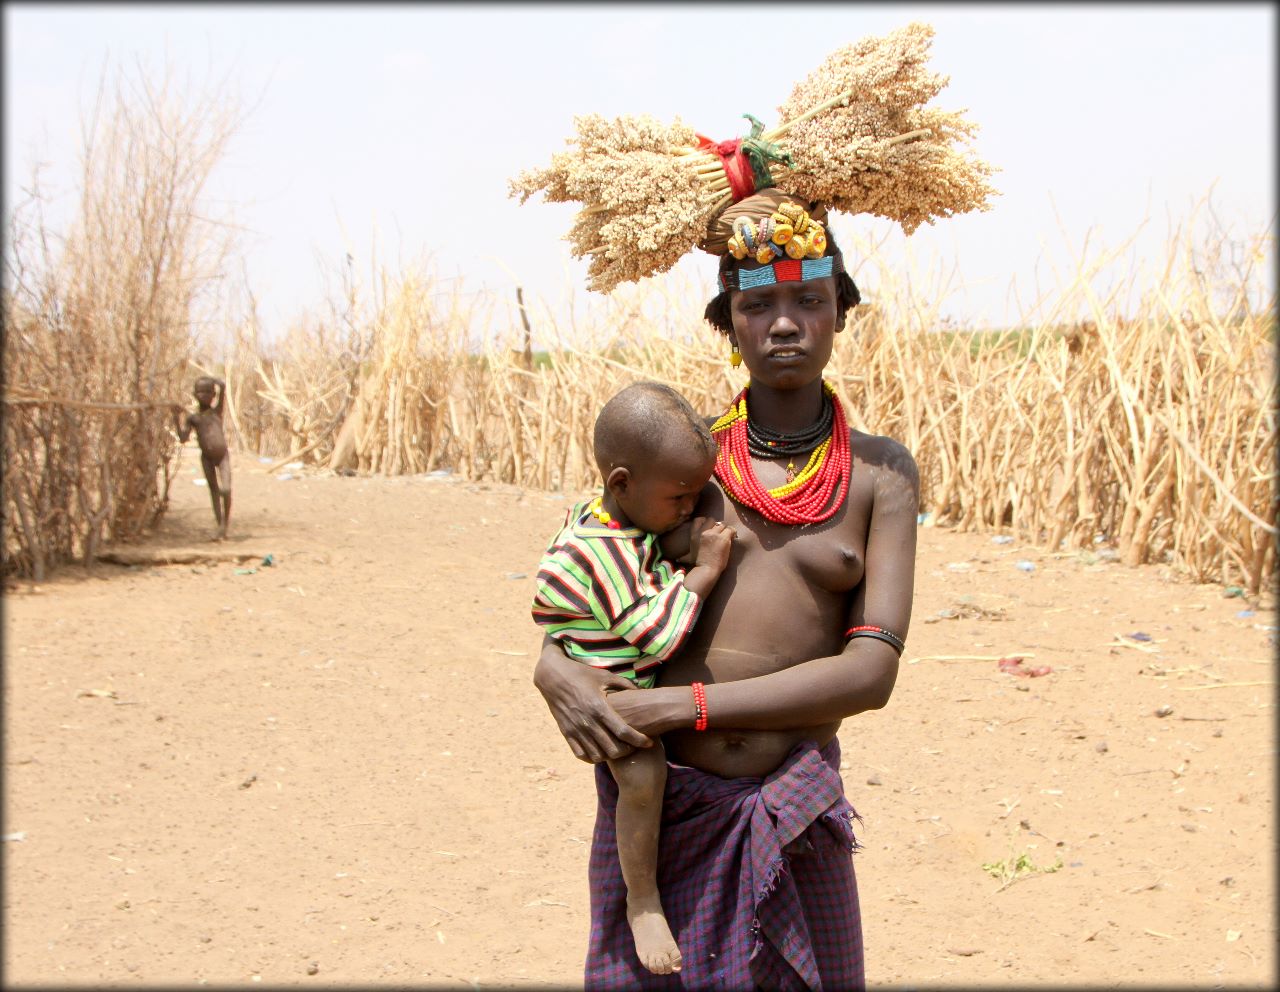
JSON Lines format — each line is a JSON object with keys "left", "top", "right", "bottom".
{"left": 730, "top": 344, "right": 742, "bottom": 368}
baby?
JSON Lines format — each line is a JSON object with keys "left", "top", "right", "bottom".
{"left": 532, "top": 381, "right": 735, "bottom": 975}
{"left": 174, "top": 376, "right": 231, "bottom": 540}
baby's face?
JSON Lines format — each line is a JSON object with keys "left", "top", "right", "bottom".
{"left": 618, "top": 447, "right": 716, "bottom": 535}
{"left": 194, "top": 384, "right": 215, "bottom": 405}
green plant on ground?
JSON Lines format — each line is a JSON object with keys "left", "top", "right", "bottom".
{"left": 981, "top": 849, "right": 1064, "bottom": 891}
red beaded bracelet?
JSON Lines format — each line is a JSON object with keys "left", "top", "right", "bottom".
{"left": 691, "top": 681, "right": 708, "bottom": 732}
{"left": 844, "top": 624, "right": 906, "bottom": 655}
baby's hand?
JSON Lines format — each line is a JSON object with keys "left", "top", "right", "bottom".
{"left": 694, "top": 521, "right": 736, "bottom": 573}
{"left": 673, "top": 516, "right": 709, "bottom": 564}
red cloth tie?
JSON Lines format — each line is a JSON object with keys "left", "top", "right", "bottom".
{"left": 696, "top": 134, "right": 758, "bottom": 202}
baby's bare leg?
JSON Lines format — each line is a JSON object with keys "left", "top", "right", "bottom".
{"left": 215, "top": 455, "right": 232, "bottom": 539}
{"left": 607, "top": 744, "right": 681, "bottom": 975}
{"left": 200, "top": 455, "right": 223, "bottom": 539}
{"left": 220, "top": 489, "right": 231, "bottom": 538}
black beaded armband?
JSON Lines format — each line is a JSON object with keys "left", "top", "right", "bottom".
{"left": 844, "top": 625, "right": 906, "bottom": 655}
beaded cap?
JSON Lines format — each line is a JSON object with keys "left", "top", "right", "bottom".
{"left": 726, "top": 201, "right": 828, "bottom": 262}
{"left": 708, "top": 191, "right": 842, "bottom": 295}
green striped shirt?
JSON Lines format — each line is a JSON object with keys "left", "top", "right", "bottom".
{"left": 532, "top": 500, "right": 702, "bottom": 686}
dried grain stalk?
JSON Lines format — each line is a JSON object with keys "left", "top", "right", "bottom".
{"left": 509, "top": 22, "right": 996, "bottom": 292}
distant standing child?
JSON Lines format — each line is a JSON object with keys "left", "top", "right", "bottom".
{"left": 175, "top": 376, "right": 232, "bottom": 540}
{"left": 532, "top": 381, "right": 736, "bottom": 976}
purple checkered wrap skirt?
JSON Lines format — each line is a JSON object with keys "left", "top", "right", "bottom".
{"left": 585, "top": 738, "right": 864, "bottom": 991}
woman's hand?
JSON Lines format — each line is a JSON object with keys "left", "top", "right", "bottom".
{"left": 533, "top": 637, "right": 652, "bottom": 763}
{"left": 604, "top": 684, "right": 692, "bottom": 738}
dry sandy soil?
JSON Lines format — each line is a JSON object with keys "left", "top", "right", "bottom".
{"left": 4, "top": 449, "right": 1276, "bottom": 989}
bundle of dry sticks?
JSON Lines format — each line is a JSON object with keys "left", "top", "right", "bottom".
{"left": 509, "top": 22, "right": 998, "bottom": 293}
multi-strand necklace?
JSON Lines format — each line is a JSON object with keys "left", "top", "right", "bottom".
{"left": 745, "top": 387, "right": 834, "bottom": 470}
{"left": 710, "top": 380, "right": 851, "bottom": 526}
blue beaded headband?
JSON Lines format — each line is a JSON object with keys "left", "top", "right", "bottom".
{"left": 717, "top": 254, "right": 842, "bottom": 294}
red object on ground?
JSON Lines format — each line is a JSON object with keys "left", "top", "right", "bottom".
{"left": 997, "top": 656, "right": 1052, "bottom": 677}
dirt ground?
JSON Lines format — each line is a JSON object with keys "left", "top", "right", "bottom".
{"left": 3, "top": 448, "right": 1276, "bottom": 989}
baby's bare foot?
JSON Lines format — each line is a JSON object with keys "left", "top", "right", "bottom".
{"left": 627, "top": 900, "right": 681, "bottom": 975}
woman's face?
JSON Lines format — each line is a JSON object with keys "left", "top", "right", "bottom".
{"left": 728, "top": 276, "right": 840, "bottom": 390}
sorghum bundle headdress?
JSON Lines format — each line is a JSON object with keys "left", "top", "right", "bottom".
{"left": 509, "top": 22, "right": 998, "bottom": 293}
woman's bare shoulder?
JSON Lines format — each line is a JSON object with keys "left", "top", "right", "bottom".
{"left": 849, "top": 430, "right": 917, "bottom": 475}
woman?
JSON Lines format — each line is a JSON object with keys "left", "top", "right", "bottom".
{"left": 535, "top": 189, "right": 919, "bottom": 990}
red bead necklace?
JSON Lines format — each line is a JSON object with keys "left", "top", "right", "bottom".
{"left": 710, "top": 380, "right": 851, "bottom": 526}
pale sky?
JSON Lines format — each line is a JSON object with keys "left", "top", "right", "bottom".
{"left": 4, "top": 2, "right": 1276, "bottom": 339}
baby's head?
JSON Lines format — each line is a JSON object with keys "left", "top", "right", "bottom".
{"left": 593, "top": 382, "right": 718, "bottom": 534}
{"left": 193, "top": 376, "right": 218, "bottom": 406}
